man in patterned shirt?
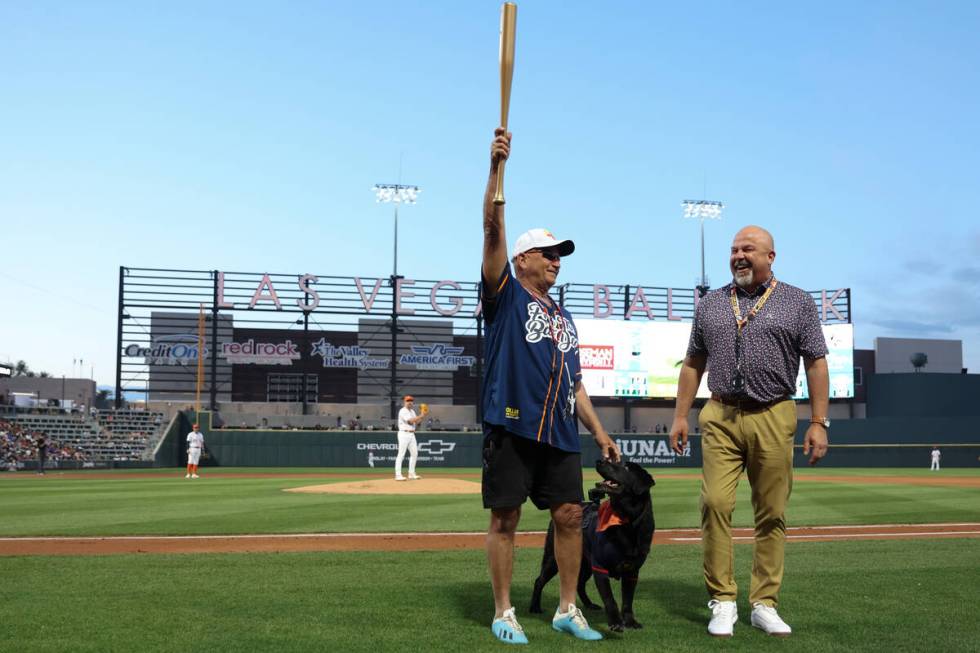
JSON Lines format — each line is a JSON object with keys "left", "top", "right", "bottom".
{"left": 670, "top": 226, "right": 829, "bottom": 639}
{"left": 481, "top": 128, "right": 620, "bottom": 645}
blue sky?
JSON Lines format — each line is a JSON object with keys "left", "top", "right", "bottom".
{"left": 2, "top": 1, "right": 979, "bottom": 384}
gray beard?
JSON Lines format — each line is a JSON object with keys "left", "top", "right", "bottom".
{"left": 734, "top": 269, "right": 753, "bottom": 288}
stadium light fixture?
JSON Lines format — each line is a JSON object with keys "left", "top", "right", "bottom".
{"left": 374, "top": 183, "right": 421, "bottom": 277}
{"left": 682, "top": 199, "right": 724, "bottom": 295}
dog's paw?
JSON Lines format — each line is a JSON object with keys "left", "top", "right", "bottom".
{"left": 528, "top": 603, "right": 543, "bottom": 614}
{"left": 623, "top": 614, "right": 643, "bottom": 630}
{"left": 609, "top": 622, "right": 625, "bottom": 633}
{"left": 583, "top": 600, "right": 601, "bottom": 611}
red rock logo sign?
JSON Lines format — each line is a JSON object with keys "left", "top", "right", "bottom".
{"left": 580, "top": 345, "right": 614, "bottom": 370}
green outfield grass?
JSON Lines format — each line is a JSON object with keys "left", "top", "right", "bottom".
{"left": 2, "top": 539, "right": 978, "bottom": 652}
{"left": 0, "top": 467, "right": 977, "bottom": 537}
{"left": 2, "top": 467, "right": 979, "bottom": 652}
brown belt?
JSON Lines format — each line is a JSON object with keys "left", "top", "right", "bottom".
{"left": 710, "top": 393, "right": 790, "bottom": 412}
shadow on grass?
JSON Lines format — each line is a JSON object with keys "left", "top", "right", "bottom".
{"left": 451, "top": 573, "right": 706, "bottom": 634}
{"left": 452, "top": 581, "right": 496, "bottom": 625}
{"left": 451, "top": 579, "right": 564, "bottom": 626}
{"left": 646, "top": 577, "right": 708, "bottom": 626}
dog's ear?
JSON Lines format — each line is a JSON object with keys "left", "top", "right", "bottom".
{"left": 626, "top": 462, "right": 655, "bottom": 490}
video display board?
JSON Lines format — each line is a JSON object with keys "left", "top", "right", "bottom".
{"left": 576, "top": 320, "right": 854, "bottom": 400}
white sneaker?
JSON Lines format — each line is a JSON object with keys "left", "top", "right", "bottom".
{"left": 185, "top": 474, "right": 191, "bottom": 478}
{"left": 707, "top": 600, "right": 738, "bottom": 637}
{"left": 408, "top": 474, "right": 421, "bottom": 480}
{"left": 191, "top": 474, "right": 199, "bottom": 479}
{"left": 395, "top": 476, "right": 406, "bottom": 481}
{"left": 751, "top": 603, "right": 792, "bottom": 637}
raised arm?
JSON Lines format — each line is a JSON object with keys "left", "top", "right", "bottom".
{"left": 482, "top": 128, "right": 511, "bottom": 294}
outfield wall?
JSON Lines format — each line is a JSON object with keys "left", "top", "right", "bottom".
{"left": 153, "top": 413, "right": 980, "bottom": 468}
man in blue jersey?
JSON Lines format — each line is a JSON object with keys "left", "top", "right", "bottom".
{"left": 481, "top": 128, "right": 621, "bottom": 645}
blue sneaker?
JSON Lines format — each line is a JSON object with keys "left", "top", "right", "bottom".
{"left": 491, "top": 607, "right": 529, "bottom": 645}
{"left": 552, "top": 604, "right": 603, "bottom": 640}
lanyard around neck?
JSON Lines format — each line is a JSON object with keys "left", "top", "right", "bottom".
{"left": 730, "top": 278, "right": 778, "bottom": 334}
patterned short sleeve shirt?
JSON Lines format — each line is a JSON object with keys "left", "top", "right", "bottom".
{"left": 481, "top": 264, "right": 583, "bottom": 452}
{"left": 687, "top": 278, "right": 828, "bottom": 402}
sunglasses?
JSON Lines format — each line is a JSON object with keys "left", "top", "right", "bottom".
{"left": 527, "top": 248, "right": 561, "bottom": 261}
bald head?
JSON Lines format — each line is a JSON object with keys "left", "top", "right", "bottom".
{"left": 730, "top": 225, "right": 776, "bottom": 291}
{"left": 734, "top": 225, "right": 775, "bottom": 251}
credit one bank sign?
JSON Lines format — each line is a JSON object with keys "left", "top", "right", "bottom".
{"left": 213, "top": 272, "right": 849, "bottom": 323}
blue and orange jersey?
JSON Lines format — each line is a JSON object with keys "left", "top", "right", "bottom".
{"left": 481, "top": 264, "right": 582, "bottom": 452}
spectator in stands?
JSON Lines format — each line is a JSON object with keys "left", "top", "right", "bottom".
{"left": 670, "top": 225, "right": 829, "bottom": 638}
{"left": 479, "top": 128, "right": 621, "bottom": 644}
{"left": 36, "top": 435, "right": 47, "bottom": 475}
{"left": 930, "top": 446, "right": 941, "bottom": 471}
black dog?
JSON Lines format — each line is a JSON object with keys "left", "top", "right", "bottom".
{"left": 529, "top": 459, "right": 655, "bottom": 632}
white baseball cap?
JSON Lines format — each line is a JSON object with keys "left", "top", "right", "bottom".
{"left": 511, "top": 228, "right": 575, "bottom": 260}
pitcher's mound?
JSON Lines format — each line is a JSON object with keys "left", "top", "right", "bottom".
{"left": 286, "top": 477, "right": 482, "bottom": 495}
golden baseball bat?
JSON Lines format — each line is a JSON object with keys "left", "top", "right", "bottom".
{"left": 493, "top": 2, "right": 517, "bottom": 205}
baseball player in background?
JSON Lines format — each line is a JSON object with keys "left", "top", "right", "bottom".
{"left": 395, "top": 395, "right": 427, "bottom": 481}
{"left": 186, "top": 423, "right": 204, "bottom": 479}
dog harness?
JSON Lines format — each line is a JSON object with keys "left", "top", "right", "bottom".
{"left": 583, "top": 501, "right": 640, "bottom": 581}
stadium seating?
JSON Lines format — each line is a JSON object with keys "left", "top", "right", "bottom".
{"left": 0, "top": 409, "right": 168, "bottom": 462}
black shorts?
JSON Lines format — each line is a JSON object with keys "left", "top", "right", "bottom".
{"left": 481, "top": 425, "right": 583, "bottom": 510}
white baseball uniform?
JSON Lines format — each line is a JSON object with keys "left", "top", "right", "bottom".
{"left": 395, "top": 407, "right": 419, "bottom": 479}
{"left": 930, "top": 448, "right": 940, "bottom": 471}
{"left": 187, "top": 430, "right": 205, "bottom": 465}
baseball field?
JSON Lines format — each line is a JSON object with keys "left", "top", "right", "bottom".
{"left": 2, "top": 466, "right": 978, "bottom": 652}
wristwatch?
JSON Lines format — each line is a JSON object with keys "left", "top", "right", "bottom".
{"left": 810, "top": 417, "right": 830, "bottom": 428}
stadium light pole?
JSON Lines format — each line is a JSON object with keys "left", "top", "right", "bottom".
{"left": 373, "top": 183, "right": 421, "bottom": 421}
{"left": 373, "top": 183, "right": 421, "bottom": 277}
{"left": 682, "top": 199, "right": 724, "bottom": 297}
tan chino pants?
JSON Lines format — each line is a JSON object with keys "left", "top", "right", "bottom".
{"left": 699, "top": 398, "right": 797, "bottom": 607}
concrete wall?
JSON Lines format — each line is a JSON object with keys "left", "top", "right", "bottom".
{"left": 0, "top": 378, "right": 96, "bottom": 409}
{"left": 874, "top": 337, "right": 963, "bottom": 374}
{"left": 867, "top": 373, "right": 980, "bottom": 419}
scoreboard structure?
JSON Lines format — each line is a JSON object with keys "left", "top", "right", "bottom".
{"left": 115, "top": 266, "right": 851, "bottom": 418}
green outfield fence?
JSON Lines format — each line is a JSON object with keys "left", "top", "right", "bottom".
{"left": 143, "top": 412, "right": 980, "bottom": 469}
